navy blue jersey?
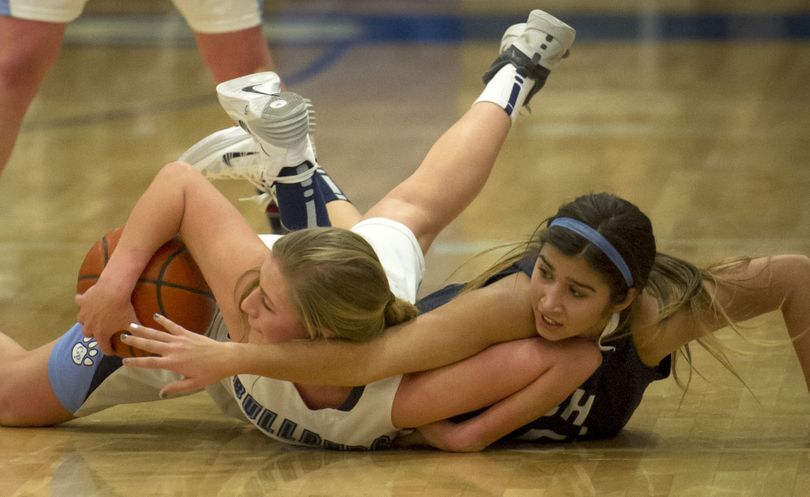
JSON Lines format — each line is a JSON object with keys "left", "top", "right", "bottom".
{"left": 416, "top": 255, "right": 671, "bottom": 443}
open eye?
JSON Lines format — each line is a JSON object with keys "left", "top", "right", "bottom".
{"left": 537, "top": 263, "right": 553, "bottom": 280}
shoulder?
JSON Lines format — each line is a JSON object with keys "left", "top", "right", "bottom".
{"left": 419, "top": 273, "right": 535, "bottom": 339}
{"left": 628, "top": 291, "right": 694, "bottom": 367}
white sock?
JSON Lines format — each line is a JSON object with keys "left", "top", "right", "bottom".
{"left": 474, "top": 65, "right": 533, "bottom": 124}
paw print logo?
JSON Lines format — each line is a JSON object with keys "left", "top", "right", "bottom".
{"left": 71, "top": 337, "right": 99, "bottom": 367}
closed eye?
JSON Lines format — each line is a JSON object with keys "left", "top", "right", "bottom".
{"left": 260, "top": 291, "right": 274, "bottom": 312}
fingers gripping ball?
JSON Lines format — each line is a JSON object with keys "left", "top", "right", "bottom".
{"left": 76, "top": 227, "right": 216, "bottom": 357}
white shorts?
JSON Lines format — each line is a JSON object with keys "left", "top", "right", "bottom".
{"left": 2, "top": 0, "right": 263, "bottom": 33}
{"left": 259, "top": 217, "right": 426, "bottom": 303}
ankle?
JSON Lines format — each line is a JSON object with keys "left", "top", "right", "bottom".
{"left": 475, "top": 64, "right": 534, "bottom": 123}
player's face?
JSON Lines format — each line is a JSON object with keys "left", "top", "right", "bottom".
{"left": 240, "top": 254, "right": 306, "bottom": 344}
{"left": 529, "top": 244, "right": 615, "bottom": 342}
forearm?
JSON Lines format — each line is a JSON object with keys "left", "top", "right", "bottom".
{"left": 96, "top": 162, "right": 194, "bottom": 295}
{"left": 235, "top": 320, "right": 496, "bottom": 386}
{"left": 231, "top": 279, "right": 536, "bottom": 386}
{"left": 415, "top": 339, "right": 601, "bottom": 452}
{"left": 232, "top": 340, "right": 379, "bottom": 386}
{"left": 778, "top": 256, "right": 810, "bottom": 391}
{"left": 701, "top": 255, "right": 810, "bottom": 391}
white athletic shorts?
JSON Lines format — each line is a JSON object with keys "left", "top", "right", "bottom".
{"left": 1, "top": 0, "right": 264, "bottom": 33}
{"left": 259, "top": 217, "right": 426, "bottom": 304}
{"left": 48, "top": 218, "right": 425, "bottom": 417}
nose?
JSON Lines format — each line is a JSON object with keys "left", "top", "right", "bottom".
{"left": 240, "top": 288, "right": 260, "bottom": 317}
{"left": 539, "top": 283, "right": 564, "bottom": 313}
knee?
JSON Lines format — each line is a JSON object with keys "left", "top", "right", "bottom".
{"left": 159, "top": 160, "right": 196, "bottom": 181}
{"left": 0, "top": 22, "right": 64, "bottom": 91}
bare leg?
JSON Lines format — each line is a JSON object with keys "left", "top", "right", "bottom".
{"left": 0, "top": 331, "right": 25, "bottom": 355}
{"left": 0, "top": 333, "right": 74, "bottom": 426}
{"left": 193, "top": 27, "right": 277, "bottom": 83}
{"left": 364, "top": 11, "right": 576, "bottom": 254}
{"left": 0, "top": 17, "right": 67, "bottom": 172}
{"left": 326, "top": 200, "right": 362, "bottom": 229}
{"left": 364, "top": 102, "right": 511, "bottom": 252}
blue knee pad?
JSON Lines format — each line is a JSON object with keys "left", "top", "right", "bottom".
{"left": 48, "top": 323, "right": 122, "bottom": 414}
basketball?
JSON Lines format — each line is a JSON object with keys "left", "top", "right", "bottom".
{"left": 76, "top": 227, "right": 216, "bottom": 357}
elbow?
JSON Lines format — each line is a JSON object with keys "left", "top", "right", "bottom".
{"left": 440, "top": 428, "right": 490, "bottom": 453}
{"left": 556, "top": 337, "right": 602, "bottom": 382}
{"left": 578, "top": 337, "right": 603, "bottom": 372}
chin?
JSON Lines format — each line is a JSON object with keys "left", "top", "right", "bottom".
{"left": 535, "top": 327, "right": 566, "bottom": 341}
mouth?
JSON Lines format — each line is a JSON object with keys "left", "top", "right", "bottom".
{"left": 246, "top": 317, "right": 259, "bottom": 332}
{"left": 536, "top": 311, "right": 563, "bottom": 332}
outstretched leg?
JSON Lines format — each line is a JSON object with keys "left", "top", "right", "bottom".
{"left": 364, "top": 10, "right": 576, "bottom": 254}
{"left": 180, "top": 73, "right": 361, "bottom": 231}
{"left": 1, "top": 320, "right": 187, "bottom": 427}
{"left": 0, "top": 333, "right": 74, "bottom": 426}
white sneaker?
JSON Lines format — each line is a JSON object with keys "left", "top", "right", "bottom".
{"left": 215, "top": 72, "right": 282, "bottom": 126}
{"left": 179, "top": 126, "right": 281, "bottom": 194}
{"left": 514, "top": 10, "right": 575, "bottom": 71}
{"left": 482, "top": 10, "right": 575, "bottom": 104}
{"left": 247, "top": 91, "right": 318, "bottom": 173}
{"left": 180, "top": 124, "right": 321, "bottom": 214}
{"left": 216, "top": 73, "right": 317, "bottom": 173}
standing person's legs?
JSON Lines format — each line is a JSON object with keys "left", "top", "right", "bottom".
{"left": 172, "top": 0, "right": 275, "bottom": 83}
{"left": 172, "top": 0, "right": 283, "bottom": 228}
{"left": 193, "top": 26, "right": 277, "bottom": 83}
{"left": 0, "top": 17, "right": 67, "bottom": 172}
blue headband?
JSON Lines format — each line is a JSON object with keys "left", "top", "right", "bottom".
{"left": 548, "top": 217, "right": 634, "bottom": 287}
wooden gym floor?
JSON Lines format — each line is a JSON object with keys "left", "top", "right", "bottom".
{"left": 1, "top": 1, "right": 809, "bottom": 495}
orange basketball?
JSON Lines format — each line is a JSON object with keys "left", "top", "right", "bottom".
{"left": 76, "top": 227, "right": 216, "bottom": 357}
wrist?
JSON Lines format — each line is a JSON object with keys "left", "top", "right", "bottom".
{"left": 220, "top": 342, "right": 250, "bottom": 377}
{"left": 95, "top": 250, "right": 150, "bottom": 297}
{"left": 93, "top": 272, "right": 138, "bottom": 302}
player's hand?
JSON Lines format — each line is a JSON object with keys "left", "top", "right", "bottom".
{"left": 75, "top": 281, "right": 137, "bottom": 355}
{"left": 121, "top": 314, "right": 237, "bottom": 397}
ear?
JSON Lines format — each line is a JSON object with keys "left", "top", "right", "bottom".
{"left": 612, "top": 287, "right": 639, "bottom": 314}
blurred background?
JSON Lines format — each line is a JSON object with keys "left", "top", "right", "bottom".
{"left": 1, "top": 1, "right": 808, "bottom": 495}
